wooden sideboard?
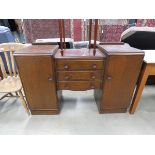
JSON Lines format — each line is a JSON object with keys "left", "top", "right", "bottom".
{"left": 14, "top": 43, "right": 144, "bottom": 115}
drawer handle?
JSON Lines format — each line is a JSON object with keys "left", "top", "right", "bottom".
{"left": 92, "top": 64, "right": 97, "bottom": 69}
{"left": 48, "top": 77, "right": 53, "bottom": 81}
{"left": 64, "top": 64, "right": 69, "bottom": 69}
{"left": 64, "top": 76, "right": 69, "bottom": 80}
{"left": 107, "top": 76, "right": 112, "bottom": 80}
{"left": 91, "top": 75, "right": 96, "bottom": 79}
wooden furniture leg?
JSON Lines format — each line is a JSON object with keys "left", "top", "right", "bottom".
{"left": 18, "top": 90, "right": 30, "bottom": 115}
{"left": 130, "top": 63, "right": 149, "bottom": 114}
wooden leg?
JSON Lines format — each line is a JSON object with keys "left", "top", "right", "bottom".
{"left": 130, "top": 63, "right": 149, "bottom": 114}
{"left": 18, "top": 90, "right": 30, "bottom": 115}
{"left": 15, "top": 92, "right": 19, "bottom": 96}
{"left": 21, "top": 89, "right": 26, "bottom": 98}
{"left": 0, "top": 92, "right": 19, "bottom": 100}
{"left": 8, "top": 93, "right": 14, "bottom": 96}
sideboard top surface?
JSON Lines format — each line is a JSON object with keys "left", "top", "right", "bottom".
{"left": 98, "top": 44, "right": 144, "bottom": 55}
{"left": 54, "top": 48, "right": 106, "bottom": 59}
{"left": 14, "top": 45, "right": 59, "bottom": 56}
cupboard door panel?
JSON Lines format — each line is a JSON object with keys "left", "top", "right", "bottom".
{"left": 16, "top": 56, "right": 58, "bottom": 110}
{"left": 101, "top": 55, "right": 143, "bottom": 110}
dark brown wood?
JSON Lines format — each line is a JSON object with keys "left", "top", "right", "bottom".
{"left": 101, "top": 108, "right": 127, "bottom": 113}
{"left": 57, "top": 81, "right": 101, "bottom": 91}
{"left": 58, "top": 19, "right": 63, "bottom": 56}
{"left": 62, "top": 19, "right": 66, "bottom": 49}
{"left": 55, "top": 47, "right": 104, "bottom": 92}
{"left": 14, "top": 45, "right": 61, "bottom": 115}
{"left": 57, "top": 71, "right": 103, "bottom": 81}
{"left": 54, "top": 48, "right": 105, "bottom": 59}
{"left": 89, "top": 19, "right": 92, "bottom": 49}
{"left": 31, "top": 109, "right": 59, "bottom": 115}
{"left": 56, "top": 59, "right": 104, "bottom": 71}
{"left": 101, "top": 55, "right": 142, "bottom": 110}
{"left": 14, "top": 43, "right": 144, "bottom": 115}
{"left": 95, "top": 44, "right": 144, "bottom": 113}
{"left": 93, "top": 19, "right": 98, "bottom": 55}
{"left": 14, "top": 45, "right": 59, "bottom": 56}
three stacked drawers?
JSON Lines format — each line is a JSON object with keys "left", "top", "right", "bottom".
{"left": 56, "top": 59, "right": 104, "bottom": 91}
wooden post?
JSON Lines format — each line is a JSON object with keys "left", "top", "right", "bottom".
{"left": 62, "top": 19, "right": 66, "bottom": 49}
{"left": 89, "top": 19, "right": 92, "bottom": 49}
{"left": 93, "top": 19, "right": 98, "bottom": 55}
{"left": 58, "top": 19, "right": 63, "bottom": 56}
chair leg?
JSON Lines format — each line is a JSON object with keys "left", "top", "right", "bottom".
{"left": 8, "top": 93, "right": 14, "bottom": 96}
{"left": 0, "top": 92, "right": 19, "bottom": 100}
{"left": 0, "top": 93, "right": 10, "bottom": 100}
{"left": 18, "top": 90, "right": 30, "bottom": 115}
{"left": 15, "top": 92, "right": 19, "bottom": 96}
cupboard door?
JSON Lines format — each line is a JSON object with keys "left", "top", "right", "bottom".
{"left": 16, "top": 56, "right": 58, "bottom": 111}
{"left": 101, "top": 55, "right": 143, "bottom": 111}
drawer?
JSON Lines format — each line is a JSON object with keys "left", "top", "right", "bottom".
{"left": 56, "top": 60, "right": 104, "bottom": 71}
{"left": 57, "top": 81, "right": 102, "bottom": 91}
{"left": 57, "top": 71, "right": 103, "bottom": 81}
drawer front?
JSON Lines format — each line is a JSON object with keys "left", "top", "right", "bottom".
{"left": 56, "top": 60, "right": 104, "bottom": 71}
{"left": 57, "top": 71, "right": 103, "bottom": 81}
{"left": 57, "top": 81, "right": 102, "bottom": 91}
